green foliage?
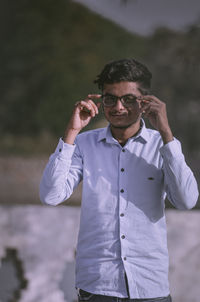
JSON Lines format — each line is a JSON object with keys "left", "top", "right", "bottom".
{"left": 0, "top": 0, "right": 200, "bottom": 159}
{"left": 145, "top": 26, "right": 200, "bottom": 153}
{"left": 0, "top": 0, "right": 146, "bottom": 137}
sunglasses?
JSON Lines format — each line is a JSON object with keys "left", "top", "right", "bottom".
{"left": 102, "top": 94, "right": 140, "bottom": 108}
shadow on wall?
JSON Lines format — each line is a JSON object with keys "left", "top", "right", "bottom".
{"left": 0, "top": 247, "right": 78, "bottom": 302}
{"left": 0, "top": 247, "right": 28, "bottom": 302}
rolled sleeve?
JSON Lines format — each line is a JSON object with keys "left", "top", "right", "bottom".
{"left": 39, "top": 138, "right": 80, "bottom": 205}
{"left": 55, "top": 138, "right": 76, "bottom": 158}
{"left": 160, "top": 139, "right": 183, "bottom": 160}
{"left": 160, "top": 139, "right": 199, "bottom": 210}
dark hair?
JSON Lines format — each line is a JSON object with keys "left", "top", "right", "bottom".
{"left": 94, "top": 58, "right": 152, "bottom": 95}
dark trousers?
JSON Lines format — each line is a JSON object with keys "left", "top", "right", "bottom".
{"left": 78, "top": 289, "right": 172, "bottom": 302}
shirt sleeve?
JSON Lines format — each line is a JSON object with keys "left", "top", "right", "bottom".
{"left": 39, "top": 138, "right": 83, "bottom": 205}
{"left": 160, "top": 139, "right": 199, "bottom": 210}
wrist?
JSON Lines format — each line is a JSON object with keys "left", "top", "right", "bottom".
{"left": 63, "top": 127, "right": 80, "bottom": 145}
{"left": 159, "top": 127, "right": 173, "bottom": 144}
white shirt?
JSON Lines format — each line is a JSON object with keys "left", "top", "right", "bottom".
{"left": 40, "top": 121, "right": 199, "bottom": 299}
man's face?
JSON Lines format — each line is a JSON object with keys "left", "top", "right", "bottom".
{"left": 102, "top": 81, "right": 142, "bottom": 129}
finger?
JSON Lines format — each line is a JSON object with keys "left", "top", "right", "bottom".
{"left": 75, "top": 97, "right": 101, "bottom": 117}
{"left": 87, "top": 94, "right": 102, "bottom": 99}
{"left": 140, "top": 102, "right": 151, "bottom": 113}
{"left": 144, "top": 104, "right": 160, "bottom": 117}
{"left": 78, "top": 100, "right": 95, "bottom": 116}
{"left": 84, "top": 99, "right": 101, "bottom": 117}
{"left": 138, "top": 99, "right": 150, "bottom": 109}
{"left": 82, "top": 101, "right": 97, "bottom": 117}
{"left": 87, "top": 95, "right": 102, "bottom": 113}
{"left": 86, "top": 99, "right": 100, "bottom": 116}
{"left": 140, "top": 102, "right": 156, "bottom": 114}
{"left": 140, "top": 97, "right": 163, "bottom": 115}
{"left": 143, "top": 107, "right": 153, "bottom": 117}
{"left": 141, "top": 95, "right": 161, "bottom": 104}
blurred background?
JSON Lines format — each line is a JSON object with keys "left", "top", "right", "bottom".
{"left": 0, "top": 0, "right": 199, "bottom": 301}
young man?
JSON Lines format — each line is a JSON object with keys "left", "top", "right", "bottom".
{"left": 40, "top": 59, "right": 199, "bottom": 302}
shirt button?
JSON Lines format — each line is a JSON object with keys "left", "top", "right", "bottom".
{"left": 121, "top": 235, "right": 125, "bottom": 239}
{"left": 59, "top": 148, "right": 62, "bottom": 152}
{"left": 121, "top": 168, "right": 125, "bottom": 172}
{"left": 123, "top": 257, "right": 127, "bottom": 261}
{"left": 120, "top": 189, "right": 124, "bottom": 193}
{"left": 120, "top": 213, "right": 124, "bottom": 217}
{"left": 122, "top": 149, "right": 125, "bottom": 152}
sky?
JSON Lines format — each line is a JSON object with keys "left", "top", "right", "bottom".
{"left": 72, "top": 0, "right": 200, "bottom": 35}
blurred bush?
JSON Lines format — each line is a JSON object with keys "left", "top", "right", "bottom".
{"left": 0, "top": 0, "right": 199, "bottom": 160}
{"left": 0, "top": 0, "right": 146, "bottom": 139}
{"left": 146, "top": 26, "right": 200, "bottom": 155}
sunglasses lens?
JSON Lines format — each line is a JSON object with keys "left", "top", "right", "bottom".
{"left": 102, "top": 95, "right": 138, "bottom": 107}
{"left": 102, "top": 96, "right": 116, "bottom": 107}
{"left": 123, "top": 95, "right": 137, "bottom": 106}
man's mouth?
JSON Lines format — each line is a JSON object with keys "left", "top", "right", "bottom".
{"left": 110, "top": 112, "right": 127, "bottom": 117}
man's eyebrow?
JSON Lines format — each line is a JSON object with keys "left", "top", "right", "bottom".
{"left": 123, "top": 94, "right": 137, "bottom": 97}
{"left": 103, "top": 93, "right": 116, "bottom": 97}
{"left": 103, "top": 93, "right": 137, "bottom": 97}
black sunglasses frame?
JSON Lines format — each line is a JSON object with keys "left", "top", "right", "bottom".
{"left": 101, "top": 93, "right": 140, "bottom": 107}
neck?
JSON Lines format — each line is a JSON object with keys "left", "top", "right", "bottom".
{"left": 110, "top": 120, "right": 141, "bottom": 145}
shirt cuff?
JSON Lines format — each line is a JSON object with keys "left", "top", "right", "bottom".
{"left": 55, "top": 138, "right": 76, "bottom": 158}
{"left": 159, "top": 139, "right": 183, "bottom": 160}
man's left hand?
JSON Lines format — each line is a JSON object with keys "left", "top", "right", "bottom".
{"left": 140, "top": 95, "right": 173, "bottom": 144}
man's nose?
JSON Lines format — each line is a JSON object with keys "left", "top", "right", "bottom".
{"left": 114, "top": 99, "right": 125, "bottom": 110}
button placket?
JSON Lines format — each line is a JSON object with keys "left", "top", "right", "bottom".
{"left": 119, "top": 148, "right": 127, "bottom": 214}
{"left": 119, "top": 147, "right": 127, "bottom": 263}
{"left": 120, "top": 232, "right": 127, "bottom": 262}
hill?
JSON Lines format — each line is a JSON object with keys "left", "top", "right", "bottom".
{"left": 0, "top": 0, "right": 147, "bottom": 138}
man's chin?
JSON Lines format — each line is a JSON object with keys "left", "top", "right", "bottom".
{"left": 110, "top": 122, "right": 134, "bottom": 129}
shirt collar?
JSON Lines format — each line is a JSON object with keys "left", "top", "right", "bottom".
{"left": 137, "top": 119, "right": 150, "bottom": 143}
{"left": 97, "top": 119, "right": 150, "bottom": 144}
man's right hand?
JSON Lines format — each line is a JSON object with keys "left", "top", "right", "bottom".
{"left": 63, "top": 94, "right": 102, "bottom": 144}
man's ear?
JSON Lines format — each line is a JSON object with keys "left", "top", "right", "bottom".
{"left": 137, "top": 98, "right": 142, "bottom": 111}
{"left": 138, "top": 98, "right": 146, "bottom": 114}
